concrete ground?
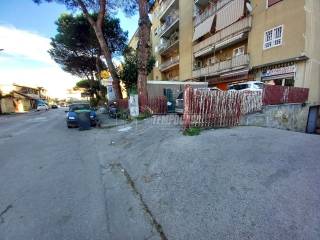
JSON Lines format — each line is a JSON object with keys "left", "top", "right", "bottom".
{"left": 1, "top": 111, "right": 320, "bottom": 240}
{"left": 97, "top": 117, "right": 320, "bottom": 240}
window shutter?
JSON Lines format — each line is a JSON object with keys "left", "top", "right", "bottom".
{"left": 268, "top": 0, "right": 282, "bottom": 7}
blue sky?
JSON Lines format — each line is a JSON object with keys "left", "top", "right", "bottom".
{"left": 0, "top": 0, "right": 138, "bottom": 98}
{"left": 0, "top": 0, "right": 138, "bottom": 38}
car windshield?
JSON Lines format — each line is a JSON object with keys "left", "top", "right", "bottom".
{"left": 254, "top": 83, "right": 264, "bottom": 89}
{"left": 229, "top": 84, "right": 249, "bottom": 90}
{"left": 69, "top": 104, "right": 90, "bottom": 111}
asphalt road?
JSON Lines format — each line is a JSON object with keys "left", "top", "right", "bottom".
{"left": 0, "top": 109, "right": 109, "bottom": 240}
{"left": 1, "top": 111, "right": 320, "bottom": 240}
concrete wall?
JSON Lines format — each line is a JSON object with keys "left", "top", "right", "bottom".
{"left": 248, "top": 0, "right": 306, "bottom": 67}
{"left": 240, "top": 104, "right": 310, "bottom": 132}
{"left": 178, "top": 0, "right": 193, "bottom": 80}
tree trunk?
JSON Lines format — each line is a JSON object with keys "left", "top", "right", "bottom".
{"left": 95, "top": 55, "right": 107, "bottom": 105}
{"left": 93, "top": 25, "right": 123, "bottom": 99}
{"left": 137, "top": 0, "right": 151, "bottom": 101}
{"left": 76, "top": 0, "right": 122, "bottom": 99}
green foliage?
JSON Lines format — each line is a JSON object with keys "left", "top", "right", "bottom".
{"left": 120, "top": 47, "right": 155, "bottom": 93}
{"left": 183, "top": 127, "right": 201, "bottom": 136}
{"left": 90, "top": 98, "right": 99, "bottom": 107}
{"left": 49, "top": 13, "right": 127, "bottom": 78}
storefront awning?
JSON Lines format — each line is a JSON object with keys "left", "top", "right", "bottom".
{"left": 193, "top": 15, "right": 216, "bottom": 42}
{"left": 216, "top": 0, "right": 244, "bottom": 31}
{"left": 262, "top": 73, "right": 295, "bottom": 81}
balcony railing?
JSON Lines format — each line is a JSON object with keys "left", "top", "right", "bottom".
{"left": 158, "top": 39, "right": 179, "bottom": 54}
{"left": 158, "top": 0, "right": 177, "bottom": 20}
{"left": 193, "top": 16, "right": 252, "bottom": 55}
{"left": 158, "top": 31, "right": 179, "bottom": 54}
{"left": 192, "top": 54, "right": 249, "bottom": 78}
{"left": 194, "top": 0, "right": 233, "bottom": 27}
{"left": 159, "top": 56, "right": 179, "bottom": 71}
{"left": 158, "top": 12, "right": 179, "bottom": 38}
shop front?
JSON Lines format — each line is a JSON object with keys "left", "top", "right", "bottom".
{"left": 261, "top": 64, "right": 296, "bottom": 87}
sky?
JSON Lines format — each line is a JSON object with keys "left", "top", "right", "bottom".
{"left": 0, "top": 0, "right": 138, "bottom": 98}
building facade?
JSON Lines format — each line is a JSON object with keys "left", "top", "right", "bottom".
{"left": 148, "top": 0, "right": 320, "bottom": 102}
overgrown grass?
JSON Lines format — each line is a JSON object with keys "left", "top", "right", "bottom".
{"left": 183, "top": 127, "right": 201, "bottom": 136}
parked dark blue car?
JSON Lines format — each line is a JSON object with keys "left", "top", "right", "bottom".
{"left": 66, "top": 103, "right": 97, "bottom": 128}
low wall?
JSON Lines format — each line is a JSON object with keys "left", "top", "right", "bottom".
{"left": 240, "top": 104, "right": 309, "bottom": 132}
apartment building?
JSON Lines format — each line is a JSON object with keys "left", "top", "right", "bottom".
{"left": 148, "top": 0, "right": 320, "bottom": 102}
{"left": 248, "top": 0, "right": 320, "bottom": 103}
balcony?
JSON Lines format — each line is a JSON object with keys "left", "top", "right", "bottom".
{"left": 158, "top": 0, "right": 178, "bottom": 21}
{"left": 158, "top": 32, "right": 179, "bottom": 55}
{"left": 192, "top": 54, "right": 249, "bottom": 78}
{"left": 158, "top": 12, "right": 179, "bottom": 38}
{"left": 159, "top": 56, "right": 179, "bottom": 72}
{"left": 193, "top": 16, "right": 252, "bottom": 58}
{"left": 194, "top": 0, "right": 233, "bottom": 27}
{"left": 158, "top": 40, "right": 179, "bottom": 55}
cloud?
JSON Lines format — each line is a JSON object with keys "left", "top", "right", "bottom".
{"left": 0, "top": 25, "right": 54, "bottom": 64}
{"left": 0, "top": 25, "right": 80, "bottom": 98}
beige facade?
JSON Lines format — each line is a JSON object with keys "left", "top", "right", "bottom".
{"left": 128, "top": 29, "right": 139, "bottom": 50}
{"left": 146, "top": 0, "right": 320, "bottom": 102}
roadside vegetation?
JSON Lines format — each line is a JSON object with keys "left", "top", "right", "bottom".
{"left": 183, "top": 127, "right": 201, "bottom": 136}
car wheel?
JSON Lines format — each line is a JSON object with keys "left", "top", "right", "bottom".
{"left": 67, "top": 124, "right": 72, "bottom": 128}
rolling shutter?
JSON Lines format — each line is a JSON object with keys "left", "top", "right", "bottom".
{"left": 192, "top": 15, "right": 216, "bottom": 42}
{"left": 216, "top": 0, "right": 244, "bottom": 31}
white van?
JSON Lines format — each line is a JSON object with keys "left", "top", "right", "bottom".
{"left": 228, "top": 81, "right": 264, "bottom": 92}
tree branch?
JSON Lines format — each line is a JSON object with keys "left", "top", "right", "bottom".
{"left": 97, "top": 0, "right": 106, "bottom": 27}
{"left": 76, "top": 0, "right": 96, "bottom": 26}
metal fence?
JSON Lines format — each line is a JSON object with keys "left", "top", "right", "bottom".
{"left": 183, "top": 86, "right": 262, "bottom": 129}
{"left": 140, "top": 96, "right": 168, "bottom": 114}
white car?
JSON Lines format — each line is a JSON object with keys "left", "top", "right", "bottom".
{"left": 37, "top": 103, "right": 49, "bottom": 111}
{"left": 228, "top": 81, "right": 264, "bottom": 92}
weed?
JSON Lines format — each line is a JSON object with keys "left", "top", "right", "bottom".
{"left": 183, "top": 127, "right": 201, "bottom": 136}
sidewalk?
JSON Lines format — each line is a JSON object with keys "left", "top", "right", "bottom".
{"left": 97, "top": 113, "right": 128, "bottom": 129}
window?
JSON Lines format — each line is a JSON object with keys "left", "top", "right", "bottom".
{"left": 233, "top": 46, "right": 245, "bottom": 57}
{"left": 273, "top": 26, "right": 283, "bottom": 46}
{"left": 267, "top": 0, "right": 282, "bottom": 8}
{"left": 263, "top": 25, "right": 283, "bottom": 50}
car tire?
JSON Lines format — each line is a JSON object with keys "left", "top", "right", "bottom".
{"left": 67, "top": 124, "right": 72, "bottom": 128}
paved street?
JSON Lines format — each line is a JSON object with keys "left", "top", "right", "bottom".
{"left": 0, "top": 111, "right": 320, "bottom": 240}
{"left": 0, "top": 109, "right": 109, "bottom": 240}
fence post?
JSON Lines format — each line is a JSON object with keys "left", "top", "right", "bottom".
{"left": 183, "top": 85, "right": 192, "bottom": 129}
